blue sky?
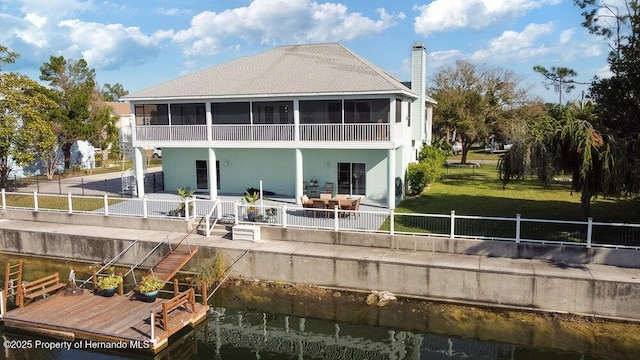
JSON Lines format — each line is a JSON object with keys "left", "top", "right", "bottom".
{"left": 0, "top": 0, "right": 614, "bottom": 103}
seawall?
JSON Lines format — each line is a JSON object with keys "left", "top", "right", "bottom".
{"left": 0, "top": 211, "right": 638, "bottom": 321}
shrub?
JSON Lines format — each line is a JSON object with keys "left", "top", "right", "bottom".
{"left": 406, "top": 146, "right": 448, "bottom": 196}
{"left": 406, "top": 163, "right": 430, "bottom": 196}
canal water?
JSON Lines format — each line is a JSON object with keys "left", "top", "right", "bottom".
{"left": 1, "top": 255, "right": 639, "bottom": 359}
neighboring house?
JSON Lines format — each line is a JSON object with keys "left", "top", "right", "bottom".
{"left": 123, "top": 42, "right": 435, "bottom": 209}
{"left": 105, "top": 101, "right": 134, "bottom": 157}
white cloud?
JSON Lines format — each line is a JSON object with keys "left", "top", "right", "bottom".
{"left": 58, "top": 20, "right": 172, "bottom": 68}
{"left": 14, "top": 13, "right": 49, "bottom": 48}
{"left": 156, "top": 8, "right": 188, "bottom": 16}
{"left": 173, "top": 0, "right": 403, "bottom": 56}
{"left": 16, "top": 0, "right": 94, "bottom": 19}
{"left": 471, "top": 22, "right": 554, "bottom": 61}
{"left": 413, "top": 0, "right": 561, "bottom": 36}
{"left": 559, "top": 29, "right": 574, "bottom": 45}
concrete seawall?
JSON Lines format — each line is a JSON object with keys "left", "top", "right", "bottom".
{"left": 0, "top": 212, "right": 638, "bottom": 321}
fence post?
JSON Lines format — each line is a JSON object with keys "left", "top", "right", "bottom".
{"left": 58, "top": 178, "right": 62, "bottom": 195}
{"left": 33, "top": 191, "right": 38, "bottom": 211}
{"left": 390, "top": 211, "right": 395, "bottom": 235}
{"left": 184, "top": 198, "right": 190, "bottom": 220}
{"left": 103, "top": 193, "right": 109, "bottom": 216}
{"left": 282, "top": 204, "right": 287, "bottom": 228}
{"left": 333, "top": 205, "right": 339, "bottom": 231}
{"left": 143, "top": 196, "right": 148, "bottom": 218}
{"left": 150, "top": 311, "right": 155, "bottom": 344}
{"left": 449, "top": 211, "right": 456, "bottom": 239}
{"left": 586, "top": 217, "right": 593, "bottom": 248}
{"left": 0, "top": 290, "right": 4, "bottom": 318}
{"left": 515, "top": 214, "right": 521, "bottom": 243}
{"left": 234, "top": 202, "right": 239, "bottom": 225}
{"left": 216, "top": 201, "right": 222, "bottom": 221}
{"left": 67, "top": 193, "right": 72, "bottom": 213}
{"left": 1, "top": 188, "right": 5, "bottom": 210}
{"left": 192, "top": 197, "right": 197, "bottom": 218}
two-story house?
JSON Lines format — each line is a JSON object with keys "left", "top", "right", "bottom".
{"left": 123, "top": 42, "right": 435, "bottom": 209}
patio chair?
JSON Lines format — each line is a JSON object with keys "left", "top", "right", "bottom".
{"left": 352, "top": 197, "right": 361, "bottom": 217}
{"left": 334, "top": 194, "right": 348, "bottom": 200}
{"left": 344, "top": 197, "right": 361, "bottom": 218}
{"left": 327, "top": 199, "right": 344, "bottom": 218}
{"left": 321, "top": 182, "right": 334, "bottom": 196}
{"left": 301, "top": 195, "right": 313, "bottom": 216}
{"left": 319, "top": 193, "right": 332, "bottom": 200}
{"left": 312, "top": 199, "right": 328, "bottom": 218}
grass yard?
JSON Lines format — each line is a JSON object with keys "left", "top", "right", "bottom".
{"left": 397, "top": 164, "right": 640, "bottom": 223}
{"left": 389, "top": 164, "right": 640, "bottom": 245}
{"left": 5, "top": 193, "right": 124, "bottom": 211}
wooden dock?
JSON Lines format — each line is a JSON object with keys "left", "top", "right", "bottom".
{"left": 1, "top": 242, "right": 208, "bottom": 354}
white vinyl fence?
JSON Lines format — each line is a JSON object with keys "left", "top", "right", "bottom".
{"left": 2, "top": 190, "right": 639, "bottom": 249}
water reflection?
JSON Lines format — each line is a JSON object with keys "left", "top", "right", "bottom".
{"left": 205, "top": 308, "right": 521, "bottom": 360}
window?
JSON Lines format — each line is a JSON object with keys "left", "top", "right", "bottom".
{"left": 196, "top": 160, "right": 208, "bottom": 190}
{"left": 300, "top": 100, "right": 341, "bottom": 124}
{"left": 212, "top": 102, "right": 250, "bottom": 124}
{"left": 395, "top": 99, "right": 402, "bottom": 123}
{"left": 170, "top": 103, "right": 206, "bottom": 125}
{"left": 252, "top": 101, "right": 293, "bottom": 124}
{"left": 344, "top": 99, "right": 389, "bottom": 123}
{"left": 135, "top": 104, "right": 168, "bottom": 125}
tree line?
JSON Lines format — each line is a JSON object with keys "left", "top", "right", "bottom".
{"left": 0, "top": 46, "right": 129, "bottom": 188}
{"left": 428, "top": 0, "right": 640, "bottom": 219}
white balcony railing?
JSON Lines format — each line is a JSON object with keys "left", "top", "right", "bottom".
{"left": 136, "top": 123, "right": 390, "bottom": 143}
{"left": 136, "top": 125, "right": 207, "bottom": 141}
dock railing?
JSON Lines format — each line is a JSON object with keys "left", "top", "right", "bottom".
{"left": 1, "top": 189, "right": 639, "bottom": 249}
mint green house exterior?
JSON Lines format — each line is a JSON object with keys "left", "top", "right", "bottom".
{"left": 123, "top": 42, "right": 435, "bottom": 209}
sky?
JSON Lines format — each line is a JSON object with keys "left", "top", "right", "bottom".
{"left": 0, "top": 0, "right": 617, "bottom": 103}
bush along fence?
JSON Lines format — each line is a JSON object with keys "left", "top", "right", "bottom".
{"left": 1, "top": 189, "right": 639, "bottom": 249}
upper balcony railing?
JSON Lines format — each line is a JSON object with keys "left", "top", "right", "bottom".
{"left": 135, "top": 123, "right": 390, "bottom": 143}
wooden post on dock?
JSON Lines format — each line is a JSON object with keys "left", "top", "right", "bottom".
{"left": 92, "top": 270, "right": 97, "bottom": 290}
{"left": 173, "top": 279, "right": 179, "bottom": 296}
{"left": 201, "top": 282, "right": 208, "bottom": 306}
{"left": 118, "top": 273, "right": 124, "bottom": 295}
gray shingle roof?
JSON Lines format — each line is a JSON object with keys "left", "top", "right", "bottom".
{"left": 125, "top": 43, "right": 416, "bottom": 100}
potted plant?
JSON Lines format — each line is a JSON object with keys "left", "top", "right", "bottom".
{"left": 170, "top": 186, "right": 196, "bottom": 217}
{"left": 97, "top": 268, "right": 123, "bottom": 297}
{"left": 244, "top": 190, "right": 260, "bottom": 221}
{"left": 138, "top": 274, "right": 165, "bottom": 302}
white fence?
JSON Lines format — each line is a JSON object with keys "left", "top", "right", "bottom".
{"left": 2, "top": 190, "right": 639, "bottom": 249}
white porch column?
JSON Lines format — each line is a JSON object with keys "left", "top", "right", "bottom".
{"left": 206, "top": 102, "right": 212, "bottom": 142}
{"left": 208, "top": 148, "right": 217, "bottom": 199}
{"left": 134, "top": 147, "right": 145, "bottom": 198}
{"left": 293, "top": 100, "right": 300, "bottom": 142}
{"left": 387, "top": 148, "right": 395, "bottom": 209}
{"left": 295, "top": 149, "right": 303, "bottom": 204}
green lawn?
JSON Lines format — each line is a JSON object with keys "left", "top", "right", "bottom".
{"left": 390, "top": 164, "right": 639, "bottom": 244}
{"left": 396, "top": 164, "right": 640, "bottom": 223}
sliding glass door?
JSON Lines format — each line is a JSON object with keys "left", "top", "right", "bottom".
{"left": 337, "top": 163, "right": 365, "bottom": 196}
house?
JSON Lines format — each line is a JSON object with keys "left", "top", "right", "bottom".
{"left": 123, "top": 42, "right": 435, "bottom": 209}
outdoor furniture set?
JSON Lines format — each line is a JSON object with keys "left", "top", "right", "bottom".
{"left": 300, "top": 193, "right": 361, "bottom": 218}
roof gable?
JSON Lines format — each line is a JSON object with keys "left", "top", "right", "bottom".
{"left": 125, "top": 43, "right": 415, "bottom": 100}
{"left": 105, "top": 101, "right": 131, "bottom": 115}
